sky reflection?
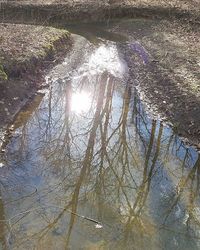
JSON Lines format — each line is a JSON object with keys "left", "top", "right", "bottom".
{"left": 0, "top": 36, "right": 199, "bottom": 250}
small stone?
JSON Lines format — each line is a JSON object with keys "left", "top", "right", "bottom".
{"left": 95, "top": 224, "right": 103, "bottom": 229}
{"left": 9, "top": 125, "right": 14, "bottom": 131}
{"left": 0, "top": 163, "right": 4, "bottom": 168}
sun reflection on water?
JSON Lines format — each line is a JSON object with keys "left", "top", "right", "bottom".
{"left": 71, "top": 92, "right": 91, "bottom": 114}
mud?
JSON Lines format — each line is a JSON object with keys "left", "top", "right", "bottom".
{"left": 0, "top": 24, "right": 73, "bottom": 129}
{"left": 109, "top": 19, "right": 200, "bottom": 148}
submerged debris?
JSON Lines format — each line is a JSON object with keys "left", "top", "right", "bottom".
{"left": 70, "top": 210, "right": 103, "bottom": 228}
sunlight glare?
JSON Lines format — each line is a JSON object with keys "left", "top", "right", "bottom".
{"left": 71, "top": 92, "right": 91, "bottom": 114}
{"left": 88, "top": 44, "right": 127, "bottom": 78}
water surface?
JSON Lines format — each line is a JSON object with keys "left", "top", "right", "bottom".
{"left": 0, "top": 23, "right": 200, "bottom": 250}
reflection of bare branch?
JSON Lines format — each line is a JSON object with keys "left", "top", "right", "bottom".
{"left": 162, "top": 155, "right": 200, "bottom": 227}
{"left": 0, "top": 195, "right": 7, "bottom": 249}
{"left": 2, "top": 51, "right": 200, "bottom": 250}
{"left": 65, "top": 73, "right": 108, "bottom": 249}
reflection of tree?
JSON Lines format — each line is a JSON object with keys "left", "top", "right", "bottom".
{"left": 0, "top": 195, "right": 6, "bottom": 249}
{"left": 162, "top": 155, "right": 200, "bottom": 225}
{"left": 82, "top": 82, "right": 164, "bottom": 249}
{"left": 64, "top": 73, "right": 109, "bottom": 248}
{"left": 2, "top": 68, "right": 200, "bottom": 250}
{"left": 187, "top": 156, "right": 200, "bottom": 229}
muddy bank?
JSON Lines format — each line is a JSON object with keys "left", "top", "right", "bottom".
{"left": 109, "top": 19, "right": 200, "bottom": 148}
{"left": 0, "top": 23, "right": 72, "bottom": 128}
{"left": 0, "top": 0, "right": 199, "bottom": 27}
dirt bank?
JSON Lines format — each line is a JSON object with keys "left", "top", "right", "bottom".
{"left": 110, "top": 19, "right": 200, "bottom": 148}
{"left": 0, "top": 23, "right": 72, "bottom": 128}
{"left": 0, "top": 0, "right": 199, "bottom": 26}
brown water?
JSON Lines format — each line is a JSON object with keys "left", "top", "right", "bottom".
{"left": 0, "top": 24, "right": 200, "bottom": 250}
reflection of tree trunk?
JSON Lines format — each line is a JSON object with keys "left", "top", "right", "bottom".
{"left": 45, "top": 86, "right": 53, "bottom": 135}
{"left": 163, "top": 155, "right": 200, "bottom": 224}
{"left": 186, "top": 155, "right": 200, "bottom": 229}
{"left": 186, "top": 155, "right": 200, "bottom": 199}
{"left": 121, "top": 84, "right": 131, "bottom": 135}
{"left": 144, "top": 120, "right": 156, "bottom": 169}
{"left": 96, "top": 78, "right": 114, "bottom": 219}
{"left": 64, "top": 82, "right": 72, "bottom": 167}
{"left": 0, "top": 190, "right": 7, "bottom": 249}
{"left": 65, "top": 82, "right": 72, "bottom": 116}
{"left": 131, "top": 89, "right": 149, "bottom": 150}
{"left": 132, "top": 88, "right": 137, "bottom": 124}
{"left": 124, "top": 121, "right": 163, "bottom": 239}
{"left": 65, "top": 74, "right": 108, "bottom": 249}
{"left": 164, "top": 132, "right": 174, "bottom": 159}
{"left": 134, "top": 121, "right": 159, "bottom": 212}
{"left": 180, "top": 149, "right": 189, "bottom": 174}
{"left": 146, "top": 122, "right": 163, "bottom": 186}
{"left": 143, "top": 122, "right": 163, "bottom": 204}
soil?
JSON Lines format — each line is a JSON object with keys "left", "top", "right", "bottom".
{"left": 0, "top": 0, "right": 199, "bottom": 26}
{"left": 0, "top": 23, "right": 72, "bottom": 128}
{"left": 110, "top": 19, "right": 200, "bottom": 148}
{"left": 1, "top": 0, "right": 199, "bottom": 11}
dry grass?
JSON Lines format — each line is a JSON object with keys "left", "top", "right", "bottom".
{"left": 0, "top": 22, "right": 71, "bottom": 126}
{"left": 0, "top": 23, "right": 69, "bottom": 76}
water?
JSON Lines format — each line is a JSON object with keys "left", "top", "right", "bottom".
{"left": 0, "top": 24, "right": 200, "bottom": 250}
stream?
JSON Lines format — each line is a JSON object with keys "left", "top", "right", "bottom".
{"left": 0, "top": 21, "right": 200, "bottom": 250}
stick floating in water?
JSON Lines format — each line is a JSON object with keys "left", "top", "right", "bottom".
{"left": 70, "top": 211, "right": 103, "bottom": 228}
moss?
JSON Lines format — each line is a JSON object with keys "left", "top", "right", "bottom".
{"left": 32, "top": 31, "right": 69, "bottom": 61}
{"left": 0, "top": 64, "right": 8, "bottom": 80}
{"left": 44, "top": 42, "right": 55, "bottom": 54}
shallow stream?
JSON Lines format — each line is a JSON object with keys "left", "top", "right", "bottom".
{"left": 0, "top": 21, "right": 200, "bottom": 250}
